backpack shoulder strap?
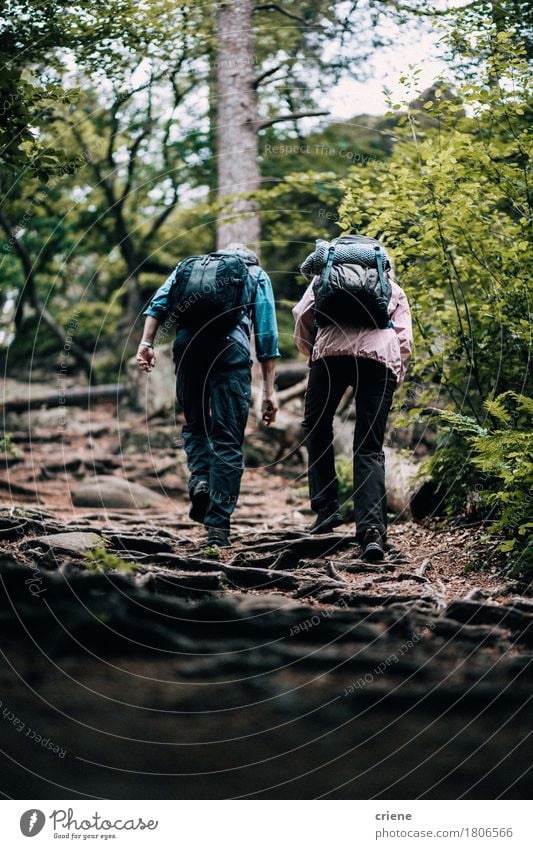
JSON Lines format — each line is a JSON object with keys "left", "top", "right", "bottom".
{"left": 320, "top": 245, "right": 336, "bottom": 293}
{"left": 374, "top": 245, "right": 387, "bottom": 296}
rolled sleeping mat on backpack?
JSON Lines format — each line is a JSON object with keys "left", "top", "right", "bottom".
{"left": 300, "top": 234, "right": 391, "bottom": 280}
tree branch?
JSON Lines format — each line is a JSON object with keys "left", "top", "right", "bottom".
{"left": 118, "top": 71, "right": 157, "bottom": 205}
{"left": 383, "top": 0, "right": 476, "bottom": 17}
{"left": 111, "top": 61, "right": 172, "bottom": 109}
{"left": 142, "top": 182, "right": 180, "bottom": 248}
{"left": 139, "top": 258, "right": 175, "bottom": 276}
{"left": 254, "top": 3, "right": 311, "bottom": 24}
{"left": 140, "top": 68, "right": 197, "bottom": 250}
{"left": 257, "top": 110, "right": 329, "bottom": 130}
{"left": 252, "top": 63, "right": 284, "bottom": 89}
{"left": 120, "top": 125, "right": 153, "bottom": 203}
{"left": 70, "top": 123, "right": 117, "bottom": 210}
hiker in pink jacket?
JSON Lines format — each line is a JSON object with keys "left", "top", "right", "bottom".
{"left": 293, "top": 235, "right": 413, "bottom": 560}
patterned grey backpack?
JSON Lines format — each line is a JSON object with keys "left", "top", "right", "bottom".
{"left": 301, "top": 235, "right": 393, "bottom": 329}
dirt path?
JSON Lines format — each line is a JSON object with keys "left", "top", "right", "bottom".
{"left": 0, "top": 404, "right": 531, "bottom": 799}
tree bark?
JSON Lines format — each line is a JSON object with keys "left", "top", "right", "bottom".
{"left": 216, "top": 0, "right": 261, "bottom": 254}
{"left": 0, "top": 384, "right": 125, "bottom": 413}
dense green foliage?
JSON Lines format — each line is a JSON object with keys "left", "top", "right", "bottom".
{"left": 340, "top": 34, "right": 531, "bottom": 416}
{"left": 339, "top": 6, "right": 532, "bottom": 569}
{"left": 0, "top": 0, "right": 185, "bottom": 175}
{"left": 425, "top": 394, "right": 533, "bottom": 571}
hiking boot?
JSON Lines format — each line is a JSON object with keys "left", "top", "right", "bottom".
{"left": 360, "top": 527, "right": 385, "bottom": 562}
{"left": 189, "top": 481, "right": 210, "bottom": 523}
{"left": 205, "top": 527, "right": 231, "bottom": 548}
{"left": 308, "top": 505, "right": 345, "bottom": 535}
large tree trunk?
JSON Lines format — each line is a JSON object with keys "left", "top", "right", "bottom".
{"left": 216, "top": 0, "right": 261, "bottom": 254}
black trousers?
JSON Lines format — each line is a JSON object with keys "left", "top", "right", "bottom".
{"left": 302, "top": 356, "right": 396, "bottom": 539}
{"left": 174, "top": 334, "right": 252, "bottom": 530}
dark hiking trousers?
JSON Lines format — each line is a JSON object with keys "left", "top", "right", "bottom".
{"left": 174, "top": 334, "right": 252, "bottom": 530}
{"left": 302, "top": 356, "right": 397, "bottom": 540}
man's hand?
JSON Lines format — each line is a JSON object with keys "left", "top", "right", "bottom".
{"left": 260, "top": 358, "right": 278, "bottom": 425}
{"left": 136, "top": 344, "right": 156, "bottom": 373}
{"left": 262, "top": 395, "right": 278, "bottom": 426}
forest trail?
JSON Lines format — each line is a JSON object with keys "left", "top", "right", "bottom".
{"left": 0, "top": 399, "right": 531, "bottom": 799}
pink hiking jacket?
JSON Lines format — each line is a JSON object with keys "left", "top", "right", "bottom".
{"left": 292, "top": 279, "right": 413, "bottom": 384}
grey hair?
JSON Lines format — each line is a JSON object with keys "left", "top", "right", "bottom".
{"left": 224, "top": 243, "right": 259, "bottom": 265}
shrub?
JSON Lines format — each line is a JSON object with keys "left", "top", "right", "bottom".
{"left": 0, "top": 433, "right": 21, "bottom": 458}
{"left": 423, "top": 393, "right": 533, "bottom": 572}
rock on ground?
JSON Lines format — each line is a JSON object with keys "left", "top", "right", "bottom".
{"left": 24, "top": 531, "right": 103, "bottom": 556}
{"left": 71, "top": 475, "right": 169, "bottom": 509}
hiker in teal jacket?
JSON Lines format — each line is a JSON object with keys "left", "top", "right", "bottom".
{"left": 137, "top": 244, "right": 280, "bottom": 548}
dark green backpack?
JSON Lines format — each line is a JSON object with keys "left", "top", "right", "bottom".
{"left": 168, "top": 251, "right": 249, "bottom": 334}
